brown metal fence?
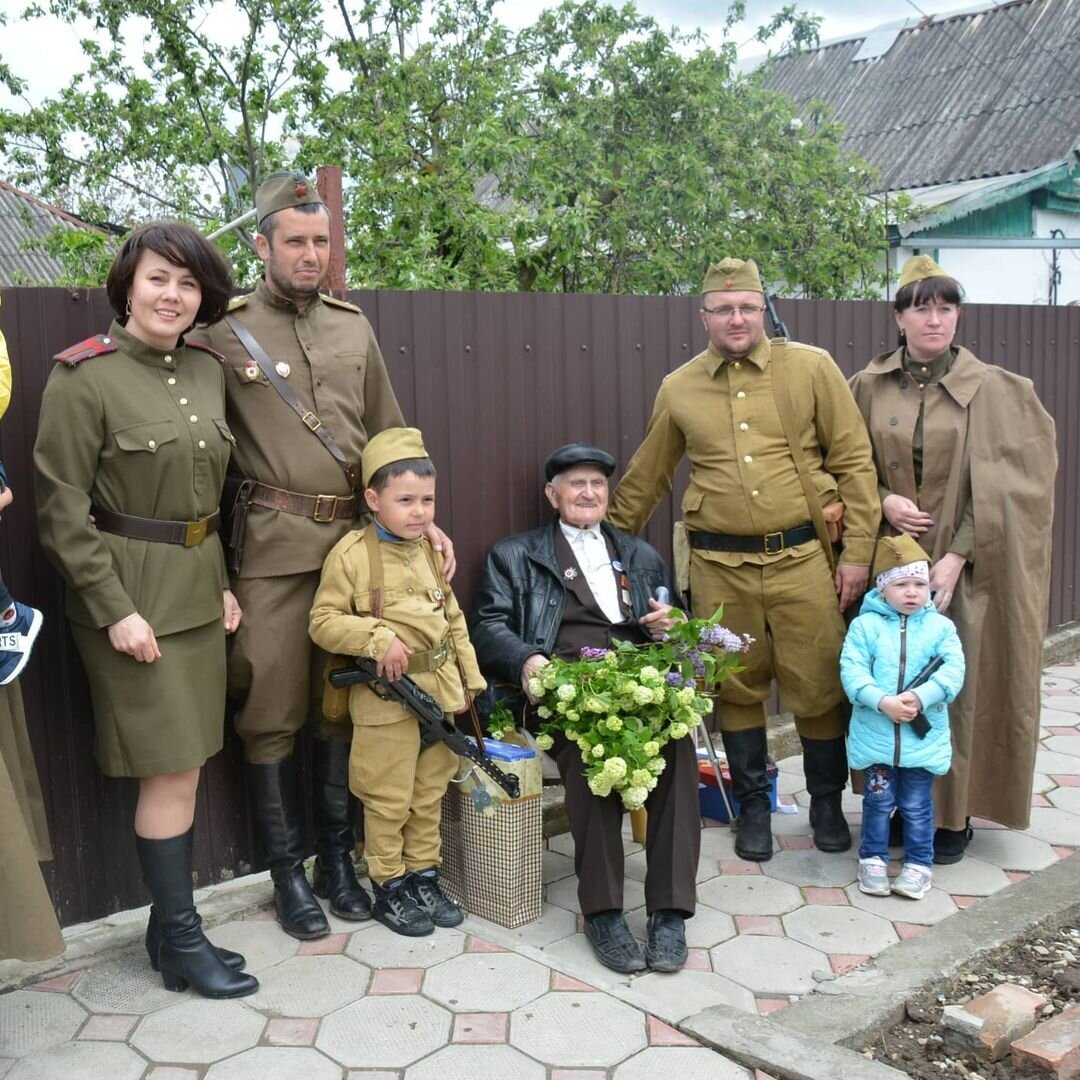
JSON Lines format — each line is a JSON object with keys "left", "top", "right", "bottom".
{"left": 1, "top": 286, "right": 1077, "bottom": 925}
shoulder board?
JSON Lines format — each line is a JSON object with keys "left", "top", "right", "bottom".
{"left": 321, "top": 295, "right": 362, "bottom": 314}
{"left": 336, "top": 528, "right": 367, "bottom": 554}
{"left": 53, "top": 335, "right": 118, "bottom": 367}
{"left": 186, "top": 341, "right": 226, "bottom": 363}
{"left": 226, "top": 295, "right": 250, "bottom": 311}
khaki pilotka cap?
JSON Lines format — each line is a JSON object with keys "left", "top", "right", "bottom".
{"left": 702, "top": 258, "right": 764, "bottom": 295}
{"left": 255, "top": 170, "right": 324, "bottom": 227}
{"left": 898, "top": 254, "right": 950, "bottom": 290}
{"left": 362, "top": 427, "right": 430, "bottom": 488}
{"left": 872, "top": 534, "right": 931, "bottom": 590}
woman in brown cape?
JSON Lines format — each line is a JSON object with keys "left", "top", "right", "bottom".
{"left": 849, "top": 255, "right": 1056, "bottom": 863}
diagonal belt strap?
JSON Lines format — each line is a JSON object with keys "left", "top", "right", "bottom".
{"left": 688, "top": 522, "right": 816, "bottom": 555}
{"left": 248, "top": 482, "right": 357, "bottom": 523}
{"left": 92, "top": 506, "right": 220, "bottom": 547}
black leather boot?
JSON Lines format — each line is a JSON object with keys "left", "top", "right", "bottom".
{"left": 145, "top": 908, "right": 245, "bottom": 971}
{"left": 720, "top": 727, "right": 774, "bottom": 862}
{"left": 802, "top": 736, "right": 852, "bottom": 853}
{"left": 136, "top": 831, "right": 258, "bottom": 998}
{"left": 310, "top": 738, "right": 372, "bottom": 921}
{"left": 248, "top": 757, "right": 330, "bottom": 940}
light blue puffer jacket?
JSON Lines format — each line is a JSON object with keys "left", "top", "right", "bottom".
{"left": 841, "top": 589, "right": 966, "bottom": 774}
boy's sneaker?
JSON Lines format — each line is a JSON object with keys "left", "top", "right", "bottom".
{"left": 406, "top": 867, "right": 464, "bottom": 928}
{"left": 892, "top": 863, "right": 933, "bottom": 900}
{"left": 857, "top": 857, "right": 891, "bottom": 896}
{"left": 0, "top": 602, "right": 43, "bottom": 685}
{"left": 371, "top": 875, "right": 434, "bottom": 937}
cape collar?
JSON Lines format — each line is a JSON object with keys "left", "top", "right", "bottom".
{"left": 865, "top": 346, "right": 986, "bottom": 408}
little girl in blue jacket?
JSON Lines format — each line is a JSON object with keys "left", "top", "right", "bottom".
{"left": 841, "top": 534, "right": 965, "bottom": 900}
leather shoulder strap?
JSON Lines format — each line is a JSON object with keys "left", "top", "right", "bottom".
{"left": 363, "top": 525, "right": 384, "bottom": 619}
{"left": 224, "top": 313, "right": 357, "bottom": 487}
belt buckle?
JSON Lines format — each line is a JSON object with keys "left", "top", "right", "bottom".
{"left": 432, "top": 639, "right": 448, "bottom": 669}
{"left": 302, "top": 411, "right": 322, "bottom": 432}
{"left": 313, "top": 495, "right": 338, "bottom": 523}
{"left": 184, "top": 518, "right": 208, "bottom": 547}
{"left": 763, "top": 530, "right": 785, "bottom": 555}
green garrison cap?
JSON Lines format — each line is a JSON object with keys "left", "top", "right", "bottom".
{"left": 702, "top": 258, "right": 763, "bottom": 295}
{"left": 872, "top": 534, "right": 931, "bottom": 590}
{"left": 255, "top": 170, "right": 324, "bottom": 226}
{"left": 362, "top": 427, "right": 430, "bottom": 488}
{"left": 898, "top": 254, "right": 950, "bottom": 291}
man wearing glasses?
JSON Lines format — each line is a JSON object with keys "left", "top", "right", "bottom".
{"left": 608, "top": 258, "right": 879, "bottom": 864}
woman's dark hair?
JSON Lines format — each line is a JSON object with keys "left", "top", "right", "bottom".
{"left": 368, "top": 457, "right": 437, "bottom": 492}
{"left": 105, "top": 221, "right": 234, "bottom": 328}
{"left": 893, "top": 273, "right": 965, "bottom": 313}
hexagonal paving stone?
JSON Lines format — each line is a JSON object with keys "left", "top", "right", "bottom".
{"left": 405, "top": 1044, "right": 545, "bottom": 1080}
{"left": 1043, "top": 735, "right": 1080, "bottom": 758}
{"left": 763, "top": 850, "right": 858, "bottom": 888}
{"left": 626, "top": 904, "right": 735, "bottom": 949}
{"left": 929, "top": 856, "right": 1010, "bottom": 896}
{"left": 709, "top": 936, "right": 828, "bottom": 996}
{"left": 1036, "top": 749, "right": 1080, "bottom": 776}
{"left": 317, "top": 995, "right": 450, "bottom": 1068}
{"left": 694, "top": 853, "right": 725, "bottom": 883}
{"left": 247, "top": 955, "right": 369, "bottom": 1017}
{"left": 1042, "top": 676, "right": 1078, "bottom": 690}
{"left": 462, "top": 905, "right": 578, "bottom": 949}
{"left": 1033, "top": 772, "right": 1056, "bottom": 794}
{"left": 845, "top": 882, "right": 957, "bottom": 925}
{"left": 131, "top": 1000, "right": 265, "bottom": 1064}
{"left": 967, "top": 828, "right": 1058, "bottom": 871}
{"left": 1022, "top": 807, "right": 1080, "bottom": 846}
{"left": 346, "top": 923, "right": 464, "bottom": 968}
{"left": 204, "top": 1047, "right": 342, "bottom": 1080}
{"left": 1049, "top": 786, "right": 1080, "bottom": 815}
{"left": 547, "top": 832, "right": 575, "bottom": 857}
{"left": 543, "top": 850, "right": 575, "bottom": 884}
{"left": 792, "top": 789, "right": 863, "bottom": 815}
{"left": 204, "top": 920, "right": 299, "bottom": 973}
{"left": 546, "top": 875, "right": 646, "bottom": 915}
{"left": 1041, "top": 695, "right": 1080, "bottom": 714}
{"left": 625, "top": 970, "right": 755, "bottom": 1023}
{"left": 542, "top": 933, "right": 640, "bottom": 988}
{"left": 0, "top": 990, "right": 86, "bottom": 1057}
{"left": 72, "top": 953, "right": 184, "bottom": 1015}
{"left": 783, "top": 905, "right": 897, "bottom": 956}
{"left": 697, "top": 828, "right": 738, "bottom": 860}
{"left": 424, "top": 952, "right": 549, "bottom": 1011}
{"left": 614, "top": 1046, "right": 752, "bottom": 1079}
{"left": 696, "top": 874, "right": 803, "bottom": 916}
{"left": 511, "top": 991, "right": 646, "bottom": 1067}
{"left": 7, "top": 1040, "right": 145, "bottom": 1080}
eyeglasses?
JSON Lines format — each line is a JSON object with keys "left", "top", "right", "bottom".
{"left": 702, "top": 304, "right": 766, "bottom": 319}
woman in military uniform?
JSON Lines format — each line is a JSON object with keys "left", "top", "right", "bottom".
{"left": 850, "top": 256, "right": 1056, "bottom": 864}
{"left": 34, "top": 222, "right": 257, "bottom": 998}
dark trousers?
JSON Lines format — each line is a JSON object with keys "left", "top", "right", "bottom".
{"left": 553, "top": 731, "right": 700, "bottom": 917}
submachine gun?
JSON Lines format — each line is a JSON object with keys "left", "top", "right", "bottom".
{"left": 763, "top": 287, "right": 790, "bottom": 340}
{"left": 329, "top": 657, "right": 520, "bottom": 799}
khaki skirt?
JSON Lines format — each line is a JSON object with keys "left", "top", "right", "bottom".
{"left": 71, "top": 618, "right": 226, "bottom": 778}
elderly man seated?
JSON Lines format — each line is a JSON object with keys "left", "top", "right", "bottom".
{"left": 470, "top": 443, "right": 700, "bottom": 974}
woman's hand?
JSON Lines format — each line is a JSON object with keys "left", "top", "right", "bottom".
{"left": 377, "top": 636, "right": 413, "bottom": 681}
{"left": 223, "top": 589, "right": 242, "bottom": 634}
{"left": 639, "top": 598, "right": 681, "bottom": 640}
{"left": 425, "top": 522, "right": 456, "bottom": 581}
{"left": 108, "top": 612, "right": 161, "bottom": 663}
{"left": 882, "top": 494, "right": 934, "bottom": 536}
{"left": 930, "top": 552, "right": 966, "bottom": 613}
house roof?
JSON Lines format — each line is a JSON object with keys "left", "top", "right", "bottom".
{"left": 760, "top": 0, "right": 1080, "bottom": 191}
{"left": 0, "top": 180, "right": 106, "bottom": 285}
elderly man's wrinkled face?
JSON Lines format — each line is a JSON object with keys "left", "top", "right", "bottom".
{"left": 545, "top": 465, "right": 609, "bottom": 529}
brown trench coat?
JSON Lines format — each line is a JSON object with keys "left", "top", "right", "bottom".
{"left": 850, "top": 347, "right": 1056, "bottom": 830}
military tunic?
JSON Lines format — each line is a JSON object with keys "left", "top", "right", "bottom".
{"left": 34, "top": 321, "right": 233, "bottom": 776}
{"left": 309, "top": 528, "right": 485, "bottom": 883}
{"left": 608, "top": 334, "right": 879, "bottom": 731}
{"left": 196, "top": 283, "right": 405, "bottom": 762}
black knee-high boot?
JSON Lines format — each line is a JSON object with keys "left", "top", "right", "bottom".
{"left": 136, "top": 830, "right": 258, "bottom": 998}
{"left": 720, "top": 727, "right": 774, "bottom": 862}
{"left": 801, "top": 735, "right": 852, "bottom": 853}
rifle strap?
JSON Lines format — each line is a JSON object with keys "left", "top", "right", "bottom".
{"left": 768, "top": 339, "right": 837, "bottom": 572}
{"left": 364, "top": 525, "right": 384, "bottom": 619}
{"left": 224, "top": 314, "right": 358, "bottom": 488}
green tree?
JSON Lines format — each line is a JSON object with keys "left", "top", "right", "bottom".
{"left": 0, "top": 0, "right": 889, "bottom": 296}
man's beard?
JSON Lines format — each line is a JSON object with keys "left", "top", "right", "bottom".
{"left": 269, "top": 263, "right": 323, "bottom": 303}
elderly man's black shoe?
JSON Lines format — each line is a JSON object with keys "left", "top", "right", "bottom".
{"left": 583, "top": 911, "right": 647, "bottom": 973}
{"left": 933, "top": 820, "right": 973, "bottom": 865}
{"left": 645, "top": 911, "right": 688, "bottom": 973}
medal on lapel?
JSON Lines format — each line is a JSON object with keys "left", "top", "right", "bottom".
{"left": 243, "top": 361, "right": 259, "bottom": 381}
{"left": 563, "top": 567, "right": 579, "bottom": 581}
{"left": 275, "top": 361, "right": 291, "bottom": 378}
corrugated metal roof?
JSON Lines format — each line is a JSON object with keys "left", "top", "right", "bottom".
{"left": 0, "top": 181, "right": 105, "bottom": 285}
{"left": 761, "top": 0, "right": 1080, "bottom": 191}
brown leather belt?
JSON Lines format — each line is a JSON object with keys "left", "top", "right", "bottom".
{"left": 249, "top": 482, "right": 357, "bottom": 523}
{"left": 92, "top": 506, "right": 220, "bottom": 547}
{"left": 688, "top": 522, "right": 816, "bottom": 555}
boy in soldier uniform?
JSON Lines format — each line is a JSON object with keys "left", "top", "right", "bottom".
{"left": 309, "top": 427, "right": 485, "bottom": 936}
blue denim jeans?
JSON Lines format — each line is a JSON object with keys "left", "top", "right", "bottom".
{"left": 859, "top": 764, "right": 935, "bottom": 868}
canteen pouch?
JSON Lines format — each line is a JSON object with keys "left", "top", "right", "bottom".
{"left": 822, "top": 500, "right": 845, "bottom": 544}
{"left": 220, "top": 475, "right": 255, "bottom": 575}
{"left": 322, "top": 655, "right": 352, "bottom": 722}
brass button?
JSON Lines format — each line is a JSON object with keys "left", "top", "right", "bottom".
{"left": 751, "top": 489, "right": 760, "bottom": 497}
{"left": 189, "top": 414, "right": 198, "bottom": 423}
{"left": 198, "top": 439, "right": 206, "bottom": 449}
{"left": 743, "top": 454, "right": 753, "bottom": 464}
{"left": 167, "top": 377, "right": 176, "bottom": 386}
{"left": 736, "top": 391, "right": 746, "bottom": 399}
{"left": 179, "top": 397, "right": 188, "bottom": 405}
{"left": 147, "top": 439, "right": 156, "bottom": 449}
{"left": 733, "top": 361, "right": 742, "bottom": 370}
{"left": 739, "top": 422, "right": 749, "bottom": 431}
{"left": 164, "top": 355, "right": 172, "bottom": 364}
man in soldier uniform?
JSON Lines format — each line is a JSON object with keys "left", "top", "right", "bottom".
{"left": 198, "top": 172, "right": 450, "bottom": 939}
{"left": 607, "top": 259, "right": 880, "bottom": 862}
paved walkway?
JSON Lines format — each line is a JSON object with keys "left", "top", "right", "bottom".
{"left": 4, "top": 659, "right": 1080, "bottom": 1079}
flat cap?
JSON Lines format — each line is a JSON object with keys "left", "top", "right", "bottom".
{"left": 255, "top": 170, "right": 324, "bottom": 226}
{"left": 702, "top": 258, "right": 763, "bottom": 295}
{"left": 544, "top": 442, "right": 616, "bottom": 482}
{"left": 362, "top": 427, "right": 430, "bottom": 488}
{"left": 898, "top": 254, "right": 950, "bottom": 291}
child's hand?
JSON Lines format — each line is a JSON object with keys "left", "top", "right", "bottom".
{"left": 880, "top": 694, "right": 918, "bottom": 724}
{"left": 377, "top": 636, "right": 413, "bottom": 681}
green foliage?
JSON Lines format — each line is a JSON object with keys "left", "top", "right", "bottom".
{"left": 0, "top": 0, "right": 889, "bottom": 296}
{"left": 22, "top": 224, "right": 117, "bottom": 286}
